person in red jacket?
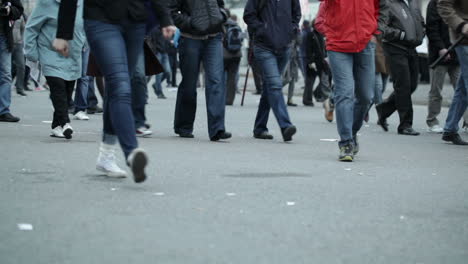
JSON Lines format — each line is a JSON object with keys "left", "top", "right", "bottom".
{"left": 320, "top": 0, "right": 384, "bottom": 162}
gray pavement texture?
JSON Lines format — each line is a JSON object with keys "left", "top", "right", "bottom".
{"left": 1, "top": 84, "right": 468, "bottom": 264}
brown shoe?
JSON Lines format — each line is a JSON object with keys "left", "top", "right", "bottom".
{"left": 323, "top": 99, "right": 334, "bottom": 122}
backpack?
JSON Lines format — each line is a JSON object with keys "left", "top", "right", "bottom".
{"left": 224, "top": 24, "right": 243, "bottom": 53}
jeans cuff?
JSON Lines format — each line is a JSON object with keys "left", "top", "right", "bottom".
{"left": 102, "top": 133, "right": 118, "bottom": 145}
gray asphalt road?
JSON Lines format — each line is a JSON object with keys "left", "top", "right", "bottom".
{"left": 1, "top": 87, "right": 467, "bottom": 264}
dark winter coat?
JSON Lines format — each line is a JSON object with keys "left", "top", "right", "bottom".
{"left": 426, "top": 0, "right": 457, "bottom": 65}
{"left": 243, "top": 0, "right": 301, "bottom": 52}
{"left": 0, "top": 0, "right": 24, "bottom": 51}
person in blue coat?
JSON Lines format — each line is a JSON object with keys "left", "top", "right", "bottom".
{"left": 24, "top": 0, "right": 85, "bottom": 139}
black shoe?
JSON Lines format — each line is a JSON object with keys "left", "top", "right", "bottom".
{"left": 339, "top": 144, "right": 354, "bottom": 162}
{"left": 303, "top": 101, "right": 314, "bottom": 107}
{"left": 87, "top": 106, "right": 103, "bottom": 114}
{"left": 254, "top": 131, "right": 274, "bottom": 140}
{"left": 442, "top": 132, "right": 468, "bottom": 145}
{"left": 177, "top": 132, "right": 194, "bottom": 138}
{"left": 375, "top": 105, "right": 388, "bottom": 132}
{"left": 398, "top": 127, "right": 420, "bottom": 136}
{"left": 0, "top": 113, "right": 20, "bottom": 122}
{"left": 353, "top": 135, "right": 359, "bottom": 155}
{"left": 17, "top": 90, "right": 27, "bottom": 96}
{"left": 211, "top": 131, "right": 232, "bottom": 141}
{"left": 144, "top": 123, "right": 151, "bottom": 129}
{"left": 287, "top": 101, "right": 298, "bottom": 107}
{"left": 127, "top": 148, "right": 148, "bottom": 183}
{"left": 157, "top": 94, "right": 167, "bottom": 99}
{"left": 281, "top": 125, "right": 297, "bottom": 142}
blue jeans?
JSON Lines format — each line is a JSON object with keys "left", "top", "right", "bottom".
{"left": 329, "top": 42, "right": 375, "bottom": 147}
{"left": 0, "top": 35, "right": 12, "bottom": 115}
{"left": 74, "top": 47, "right": 93, "bottom": 113}
{"left": 444, "top": 46, "right": 468, "bottom": 133}
{"left": 131, "top": 46, "right": 147, "bottom": 128}
{"left": 253, "top": 45, "right": 293, "bottom": 135}
{"left": 153, "top": 52, "right": 171, "bottom": 96}
{"left": 84, "top": 19, "right": 145, "bottom": 158}
{"left": 174, "top": 34, "right": 226, "bottom": 138}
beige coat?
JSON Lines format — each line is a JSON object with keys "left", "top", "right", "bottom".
{"left": 438, "top": 0, "right": 468, "bottom": 45}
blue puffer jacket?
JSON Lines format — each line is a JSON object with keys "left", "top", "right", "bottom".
{"left": 244, "top": 0, "right": 302, "bottom": 52}
{"left": 24, "top": 0, "right": 85, "bottom": 81}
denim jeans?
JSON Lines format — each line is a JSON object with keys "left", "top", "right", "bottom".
{"left": 84, "top": 19, "right": 145, "bottom": 158}
{"left": 328, "top": 42, "right": 375, "bottom": 147}
{"left": 153, "top": 52, "right": 171, "bottom": 96}
{"left": 131, "top": 46, "right": 147, "bottom": 128}
{"left": 253, "top": 45, "right": 293, "bottom": 135}
{"left": 74, "top": 47, "right": 92, "bottom": 113}
{"left": 374, "top": 73, "right": 389, "bottom": 105}
{"left": 174, "top": 34, "right": 226, "bottom": 138}
{"left": 444, "top": 46, "right": 468, "bottom": 133}
{"left": 0, "top": 35, "right": 12, "bottom": 115}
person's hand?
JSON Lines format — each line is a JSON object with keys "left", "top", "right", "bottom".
{"left": 162, "top": 26, "right": 177, "bottom": 39}
{"left": 462, "top": 23, "right": 468, "bottom": 37}
{"left": 439, "top": 48, "right": 451, "bottom": 61}
{"left": 53, "top": 38, "right": 70, "bottom": 57}
{"left": 5, "top": 6, "right": 10, "bottom": 16}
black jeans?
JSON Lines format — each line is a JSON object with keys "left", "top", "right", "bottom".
{"left": 224, "top": 57, "right": 241, "bottom": 105}
{"left": 379, "top": 44, "right": 419, "bottom": 131}
{"left": 46, "top": 76, "right": 75, "bottom": 129}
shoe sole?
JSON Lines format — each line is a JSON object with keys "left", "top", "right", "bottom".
{"left": 74, "top": 117, "right": 89, "bottom": 120}
{"left": 136, "top": 133, "right": 152, "bottom": 138}
{"left": 50, "top": 134, "right": 65, "bottom": 138}
{"left": 131, "top": 150, "right": 148, "bottom": 183}
{"left": 339, "top": 156, "right": 354, "bottom": 162}
{"left": 253, "top": 135, "right": 274, "bottom": 140}
{"left": 282, "top": 126, "right": 297, "bottom": 142}
{"left": 96, "top": 166, "right": 127, "bottom": 178}
{"left": 63, "top": 128, "right": 73, "bottom": 139}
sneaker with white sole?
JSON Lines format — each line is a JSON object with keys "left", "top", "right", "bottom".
{"left": 74, "top": 111, "right": 90, "bottom": 120}
{"left": 428, "top": 124, "right": 444, "bottom": 133}
{"left": 96, "top": 143, "right": 127, "bottom": 178}
{"left": 62, "top": 123, "right": 73, "bottom": 139}
{"left": 127, "top": 148, "right": 148, "bottom": 183}
{"left": 136, "top": 126, "right": 152, "bottom": 137}
{"left": 50, "top": 126, "right": 65, "bottom": 138}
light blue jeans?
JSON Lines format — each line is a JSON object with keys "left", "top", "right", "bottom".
{"left": 328, "top": 42, "right": 376, "bottom": 147}
{"left": 444, "top": 46, "right": 468, "bottom": 133}
{"left": 0, "top": 35, "right": 12, "bottom": 115}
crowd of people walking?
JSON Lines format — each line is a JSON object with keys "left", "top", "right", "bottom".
{"left": 0, "top": 0, "right": 467, "bottom": 182}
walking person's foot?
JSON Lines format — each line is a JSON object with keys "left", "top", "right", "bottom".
{"left": 211, "top": 131, "right": 232, "bottom": 141}
{"left": 287, "top": 100, "right": 298, "bottom": 107}
{"left": 375, "top": 105, "right": 388, "bottom": 132}
{"left": 0, "top": 113, "right": 20, "bottom": 122}
{"left": 398, "top": 127, "right": 420, "bottom": 136}
{"left": 74, "top": 111, "right": 90, "bottom": 120}
{"left": 427, "top": 124, "right": 444, "bottom": 133}
{"left": 62, "top": 123, "right": 73, "bottom": 139}
{"left": 96, "top": 143, "right": 128, "bottom": 178}
{"left": 136, "top": 126, "right": 152, "bottom": 137}
{"left": 17, "top": 90, "right": 27, "bottom": 96}
{"left": 281, "top": 125, "right": 297, "bottom": 142}
{"left": 442, "top": 132, "right": 468, "bottom": 145}
{"left": 253, "top": 131, "right": 274, "bottom": 140}
{"left": 339, "top": 144, "right": 354, "bottom": 162}
{"left": 127, "top": 148, "right": 148, "bottom": 183}
{"left": 323, "top": 99, "right": 333, "bottom": 122}
{"left": 50, "top": 126, "right": 65, "bottom": 138}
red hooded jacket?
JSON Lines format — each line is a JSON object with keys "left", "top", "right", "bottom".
{"left": 317, "top": 0, "right": 380, "bottom": 53}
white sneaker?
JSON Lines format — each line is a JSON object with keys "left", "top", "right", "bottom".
{"left": 50, "top": 126, "right": 65, "bottom": 138}
{"left": 428, "top": 125, "right": 444, "bottom": 133}
{"left": 74, "top": 111, "right": 90, "bottom": 120}
{"left": 62, "top": 123, "right": 73, "bottom": 139}
{"left": 136, "top": 126, "right": 152, "bottom": 137}
{"left": 127, "top": 148, "right": 148, "bottom": 183}
{"left": 96, "top": 143, "right": 127, "bottom": 178}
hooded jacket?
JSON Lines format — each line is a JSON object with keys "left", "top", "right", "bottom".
{"left": 243, "top": 0, "right": 302, "bottom": 52}
{"left": 25, "top": 0, "right": 85, "bottom": 81}
{"left": 168, "top": 0, "right": 227, "bottom": 37}
{"left": 0, "top": 0, "right": 23, "bottom": 51}
{"left": 438, "top": 0, "right": 468, "bottom": 46}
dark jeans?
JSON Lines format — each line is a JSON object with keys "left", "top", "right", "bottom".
{"left": 152, "top": 52, "right": 171, "bottom": 96}
{"left": 253, "top": 45, "right": 293, "bottom": 135}
{"left": 224, "top": 57, "right": 241, "bottom": 105}
{"left": 379, "top": 44, "right": 419, "bottom": 131}
{"left": 74, "top": 47, "right": 92, "bottom": 113}
{"left": 131, "top": 47, "right": 147, "bottom": 128}
{"left": 303, "top": 66, "right": 318, "bottom": 104}
{"left": 174, "top": 34, "right": 226, "bottom": 138}
{"left": 251, "top": 58, "right": 263, "bottom": 94}
{"left": 11, "top": 43, "right": 26, "bottom": 92}
{"left": 46, "top": 76, "right": 74, "bottom": 129}
{"left": 168, "top": 49, "right": 178, "bottom": 87}
{"left": 84, "top": 19, "right": 145, "bottom": 158}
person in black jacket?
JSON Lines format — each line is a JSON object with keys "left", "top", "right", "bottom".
{"left": 377, "top": 0, "right": 425, "bottom": 136}
{"left": 0, "top": 0, "right": 23, "bottom": 123}
{"left": 425, "top": 0, "right": 467, "bottom": 133}
{"left": 168, "top": 0, "right": 232, "bottom": 141}
{"left": 244, "top": 0, "right": 301, "bottom": 142}
{"left": 53, "top": 0, "right": 176, "bottom": 183}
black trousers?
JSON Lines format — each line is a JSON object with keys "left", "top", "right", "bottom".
{"left": 168, "top": 51, "right": 178, "bottom": 87}
{"left": 303, "top": 66, "right": 319, "bottom": 104}
{"left": 46, "top": 76, "right": 75, "bottom": 129}
{"left": 379, "top": 44, "right": 419, "bottom": 131}
{"left": 224, "top": 57, "right": 241, "bottom": 105}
